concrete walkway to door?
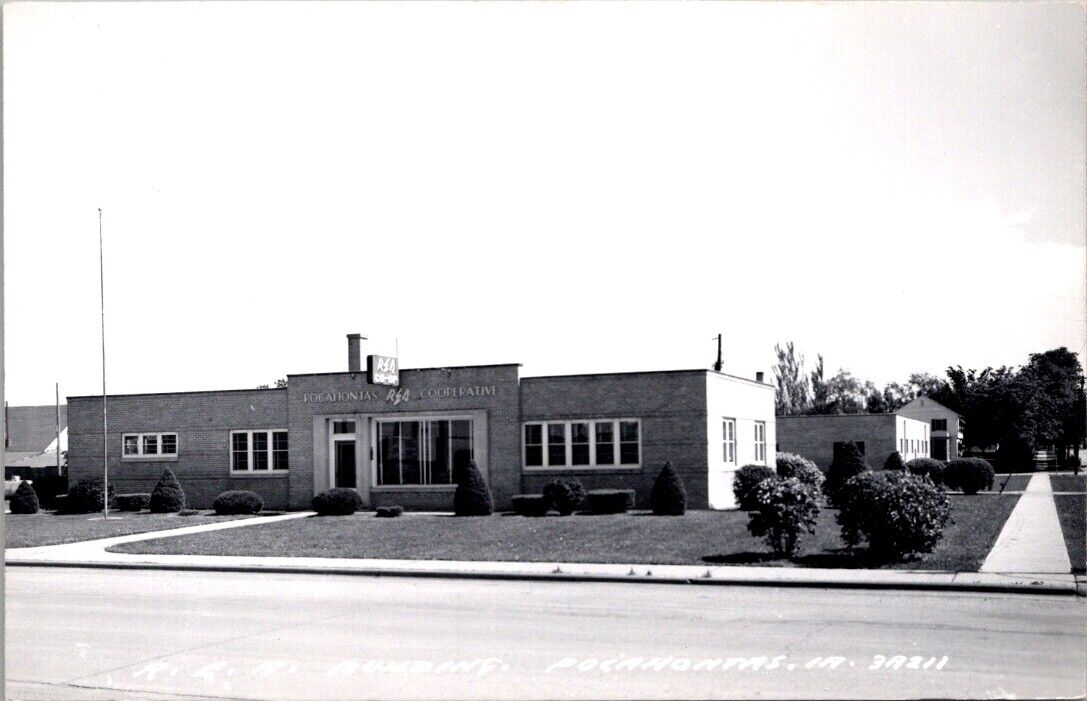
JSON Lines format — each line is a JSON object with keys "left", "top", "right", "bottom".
{"left": 981, "top": 473, "right": 1072, "bottom": 574}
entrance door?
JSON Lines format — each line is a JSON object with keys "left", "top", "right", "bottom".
{"left": 932, "top": 438, "right": 948, "bottom": 461}
{"left": 333, "top": 440, "right": 356, "bottom": 489}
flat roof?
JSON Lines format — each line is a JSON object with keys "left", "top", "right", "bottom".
{"left": 523, "top": 368, "right": 771, "bottom": 387}
{"left": 287, "top": 363, "right": 522, "bottom": 378}
{"left": 69, "top": 387, "right": 287, "bottom": 400}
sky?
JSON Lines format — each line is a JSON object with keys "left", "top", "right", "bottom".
{"left": 3, "top": 1, "right": 1085, "bottom": 405}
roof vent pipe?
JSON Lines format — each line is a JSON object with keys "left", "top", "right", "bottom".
{"left": 755, "top": 371, "right": 765, "bottom": 383}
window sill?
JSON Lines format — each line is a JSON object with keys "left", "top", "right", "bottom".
{"left": 523, "top": 465, "right": 642, "bottom": 473}
{"left": 371, "top": 485, "right": 457, "bottom": 492}
{"left": 121, "top": 455, "right": 178, "bottom": 462}
{"left": 230, "top": 471, "right": 289, "bottom": 478}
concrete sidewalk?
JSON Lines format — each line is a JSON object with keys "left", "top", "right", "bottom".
{"left": 5, "top": 508, "right": 1081, "bottom": 596}
{"left": 981, "top": 473, "right": 1073, "bottom": 575}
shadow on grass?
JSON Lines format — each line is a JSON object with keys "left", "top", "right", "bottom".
{"left": 702, "top": 547, "right": 902, "bottom": 569}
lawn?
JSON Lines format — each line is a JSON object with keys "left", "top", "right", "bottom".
{"left": 1050, "top": 474, "right": 1086, "bottom": 573}
{"left": 4, "top": 511, "right": 255, "bottom": 548}
{"left": 109, "top": 493, "right": 1022, "bottom": 572}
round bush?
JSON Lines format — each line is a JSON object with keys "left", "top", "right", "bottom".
{"left": 57, "top": 477, "right": 115, "bottom": 514}
{"left": 213, "top": 490, "right": 264, "bottom": 515}
{"left": 883, "top": 451, "right": 906, "bottom": 471}
{"left": 149, "top": 468, "right": 186, "bottom": 513}
{"left": 376, "top": 505, "right": 403, "bottom": 518}
{"left": 542, "top": 479, "right": 587, "bottom": 516}
{"left": 312, "top": 488, "right": 363, "bottom": 515}
{"left": 776, "top": 452, "right": 825, "bottom": 491}
{"left": 453, "top": 460, "right": 493, "bottom": 516}
{"left": 512, "top": 494, "right": 551, "bottom": 517}
{"left": 823, "top": 442, "right": 870, "bottom": 509}
{"left": 587, "top": 489, "right": 635, "bottom": 514}
{"left": 837, "top": 470, "right": 950, "bottom": 561}
{"left": 114, "top": 493, "right": 151, "bottom": 512}
{"left": 945, "top": 458, "right": 995, "bottom": 495}
{"left": 746, "top": 476, "right": 821, "bottom": 557}
{"left": 650, "top": 461, "right": 687, "bottom": 516}
{"left": 733, "top": 465, "right": 776, "bottom": 511}
{"left": 10, "top": 481, "right": 40, "bottom": 514}
{"left": 905, "top": 458, "right": 946, "bottom": 487}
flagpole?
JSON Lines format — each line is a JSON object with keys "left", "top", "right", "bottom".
{"left": 99, "top": 208, "right": 108, "bottom": 517}
{"left": 56, "top": 382, "right": 61, "bottom": 476}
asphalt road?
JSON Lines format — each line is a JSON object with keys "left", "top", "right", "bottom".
{"left": 5, "top": 567, "right": 1085, "bottom": 700}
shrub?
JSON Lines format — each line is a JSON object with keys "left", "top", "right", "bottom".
{"left": 650, "top": 461, "right": 687, "bottom": 515}
{"left": 733, "top": 465, "right": 776, "bottom": 511}
{"left": 213, "top": 490, "right": 264, "bottom": 515}
{"left": 376, "top": 505, "right": 403, "bottom": 518}
{"left": 746, "top": 477, "right": 820, "bottom": 557}
{"left": 587, "top": 489, "right": 635, "bottom": 514}
{"left": 883, "top": 451, "right": 905, "bottom": 471}
{"left": 837, "top": 470, "right": 950, "bottom": 561}
{"left": 114, "top": 493, "right": 151, "bottom": 512}
{"left": 9, "top": 481, "right": 40, "bottom": 514}
{"left": 31, "top": 475, "right": 67, "bottom": 510}
{"left": 542, "top": 479, "right": 587, "bottom": 515}
{"left": 312, "top": 488, "right": 363, "bottom": 516}
{"left": 945, "top": 458, "right": 995, "bottom": 495}
{"left": 453, "top": 461, "right": 493, "bottom": 516}
{"left": 823, "top": 442, "right": 870, "bottom": 509}
{"left": 149, "top": 468, "right": 186, "bottom": 513}
{"left": 776, "top": 452, "right": 825, "bottom": 491}
{"left": 512, "top": 494, "right": 551, "bottom": 517}
{"left": 178, "top": 509, "right": 200, "bottom": 516}
{"left": 57, "top": 477, "right": 115, "bottom": 514}
{"left": 905, "top": 458, "right": 946, "bottom": 487}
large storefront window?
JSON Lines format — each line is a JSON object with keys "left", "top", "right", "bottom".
{"left": 376, "top": 418, "right": 473, "bottom": 486}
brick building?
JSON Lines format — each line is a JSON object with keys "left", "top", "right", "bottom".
{"left": 66, "top": 335, "right": 775, "bottom": 511}
{"left": 776, "top": 413, "right": 930, "bottom": 470}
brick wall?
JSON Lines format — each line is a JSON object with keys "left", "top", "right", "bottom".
{"left": 67, "top": 389, "right": 290, "bottom": 509}
{"left": 776, "top": 414, "right": 898, "bottom": 470}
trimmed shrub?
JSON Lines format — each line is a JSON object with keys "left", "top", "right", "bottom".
{"left": 883, "top": 451, "right": 905, "bottom": 471}
{"left": 178, "top": 509, "right": 200, "bottom": 516}
{"left": 837, "top": 470, "right": 950, "bottom": 561}
{"left": 905, "top": 458, "right": 946, "bottom": 487}
{"left": 376, "top": 505, "right": 403, "bottom": 518}
{"left": 31, "top": 475, "right": 67, "bottom": 510}
{"left": 733, "top": 465, "right": 776, "bottom": 511}
{"left": 823, "top": 442, "right": 870, "bottom": 509}
{"left": 746, "top": 476, "right": 821, "bottom": 557}
{"left": 542, "top": 479, "right": 587, "bottom": 516}
{"left": 650, "top": 461, "right": 687, "bottom": 516}
{"left": 512, "top": 494, "right": 551, "bottom": 517}
{"left": 213, "top": 490, "right": 264, "bottom": 515}
{"left": 10, "top": 481, "right": 40, "bottom": 514}
{"left": 945, "top": 458, "right": 995, "bottom": 495}
{"left": 149, "top": 468, "right": 186, "bottom": 513}
{"left": 114, "top": 493, "right": 151, "bottom": 512}
{"left": 587, "top": 489, "right": 635, "bottom": 514}
{"left": 312, "top": 488, "right": 363, "bottom": 516}
{"left": 776, "top": 452, "right": 825, "bottom": 491}
{"left": 57, "top": 477, "right": 115, "bottom": 514}
{"left": 453, "top": 461, "right": 494, "bottom": 516}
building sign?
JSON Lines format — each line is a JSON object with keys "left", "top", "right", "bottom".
{"left": 302, "top": 385, "right": 498, "bottom": 405}
{"left": 367, "top": 355, "right": 399, "bottom": 387}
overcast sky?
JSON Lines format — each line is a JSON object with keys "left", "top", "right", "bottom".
{"left": 4, "top": 1, "right": 1085, "bottom": 405}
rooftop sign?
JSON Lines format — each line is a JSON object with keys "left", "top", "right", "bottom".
{"left": 367, "top": 355, "right": 400, "bottom": 387}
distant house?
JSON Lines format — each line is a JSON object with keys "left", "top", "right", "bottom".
{"left": 4, "top": 404, "right": 67, "bottom": 479}
{"left": 776, "top": 413, "right": 930, "bottom": 470}
{"left": 897, "top": 395, "right": 962, "bottom": 461}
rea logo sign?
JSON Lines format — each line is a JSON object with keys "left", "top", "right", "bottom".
{"left": 367, "top": 355, "right": 399, "bottom": 387}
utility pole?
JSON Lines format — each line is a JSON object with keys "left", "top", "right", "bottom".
{"left": 713, "top": 334, "right": 723, "bottom": 373}
{"left": 99, "top": 208, "right": 109, "bottom": 517}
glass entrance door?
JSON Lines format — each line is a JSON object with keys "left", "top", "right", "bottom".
{"left": 334, "top": 440, "right": 356, "bottom": 489}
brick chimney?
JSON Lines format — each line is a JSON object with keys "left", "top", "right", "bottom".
{"left": 347, "top": 334, "right": 366, "bottom": 372}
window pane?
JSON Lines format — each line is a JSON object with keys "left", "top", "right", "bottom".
{"left": 571, "top": 422, "right": 590, "bottom": 465}
{"left": 620, "top": 421, "right": 639, "bottom": 443}
{"left": 400, "top": 422, "right": 421, "bottom": 484}
{"left": 232, "top": 433, "right": 248, "bottom": 470}
{"left": 526, "top": 445, "right": 543, "bottom": 466}
{"left": 595, "top": 422, "right": 614, "bottom": 465}
{"left": 333, "top": 421, "right": 355, "bottom": 434}
{"left": 161, "top": 434, "right": 177, "bottom": 455}
{"left": 378, "top": 422, "right": 401, "bottom": 486}
{"left": 620, "top": 442, "right": 639, "bottom": 465}
{"left": 142, "top": 435, "right": 159, "bottom": 455}
{"left": 273, "top": 431, "right": 288, "bottom": 470}
{"left": 252, "top": 432, "right": 269, "bottom": 470}
{"left": 547, "top": 423, "right": 566, "bottom": 466}
{"left": 619, "top": 421, "right": 639, "bottom": 464}
{"left": 428, "top": 421, "right": 451, "bottom": 484}
{"left": 124, "top": 435, "right": 139, "bottom": 455}
{"left": 450, "top": 420, "right": 473, "bottom": 476}
{"left": 524, "top": 424, "right": 542, "bottom": 445}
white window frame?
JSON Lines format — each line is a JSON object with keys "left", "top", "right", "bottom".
{"left": 754, "top": 421, "right": 767, "bottom": 464}
{"left": 372, "top": 414, "right": 476, "bottom": 488}
{"left": 522, "top": 419, "right": 641, "bottom": 471}
{"left": 121, "top": 432, "right": 179, "bottom": 461}
{"left": 230, "top": 429, "right": 289, "bottom": 474}
{"left": 722, "top": 418, "right": 736, "bottom": 464}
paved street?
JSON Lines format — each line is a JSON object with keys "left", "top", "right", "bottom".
{"left": 5, "top": 567, "right": 1084, "bottom": 700}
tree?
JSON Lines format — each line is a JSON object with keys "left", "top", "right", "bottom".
{"left": 150, "top": 468, "right": 186, "bottom": 513}
{"left": 809, "top": 354, "right": 830, "bottom": 414}
{"left": 772, "top": 342, "right": 812, "bottom": 416}
{"left": 650, "top": 461, "right": 687, "bottom": 515}
{"left": 1017, "top": 348, "right": 1083, "bottom": 454}
{"left": 823, "top": 369, "right": 867, "bottom": 414}
{"left": 824, "top": 441, "right": 869, "bottom": 508}
{"left": 864, "top": 381, "right": 889, "bottom": 413}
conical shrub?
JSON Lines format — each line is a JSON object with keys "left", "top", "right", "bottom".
{"left": 149, "top": 468, "right": 186, "bottom": 513}
{"left": 883, "top": 451, "right": 905, "bottom": 471}
{"left": 823, "top": 441, "right": 869, "bottom": 509}
{"left": 10, "top": 481, "right": 40, "bottom": 514}
{"left": 453, "top": 460, "right": 493, "bottom": 516}
{"left": 650, "top": 461, "right": 687, "bottom": 515}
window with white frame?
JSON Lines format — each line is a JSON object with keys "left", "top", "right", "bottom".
{"left": 523, "top": 419, "right": 641, "bottom": 469}
{"left": 754, "top": 421, "right": 767, "bottom": 463}
{"left": 231, "top": 429, "right": 289, "bottom": 472}
{"left": 122, "top": 432, "right": 178, "bottom": 458}
{"left": 722, "top": 418, "right": 736, "bottom": 464}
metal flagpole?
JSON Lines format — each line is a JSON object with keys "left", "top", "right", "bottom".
{"left": 99, "top": 208, "right": 108, "bottom": 517}
{"left": 56, "top": 382, "right": 61, "bottom": 476}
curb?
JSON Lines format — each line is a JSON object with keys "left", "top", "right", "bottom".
{"left": 6, "top": 557, "right": 1081, "bottom": 597}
